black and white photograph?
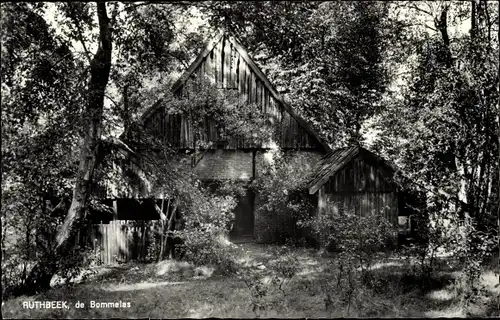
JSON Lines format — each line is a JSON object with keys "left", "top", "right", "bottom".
{"left": 1, "top": 1, "right": 499, "bottom": 318}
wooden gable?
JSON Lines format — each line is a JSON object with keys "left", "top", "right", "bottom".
{"left": 140, "top": 31, "right": 330, "bottom": 152}
{"left": 308, "top": 146, "right": 396, "bottom": 194}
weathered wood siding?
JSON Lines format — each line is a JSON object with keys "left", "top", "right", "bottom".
{"left": 143, "top": 34, "right": 321, "bottom": 150}
{"left": 79, "top": 220, "right": 151, "bottom": 265}
{"left": 320, "top": 154, "right": 398, "bottom": 226}
{"left": 323, "top": 192, "right": 398, "bottom": 226}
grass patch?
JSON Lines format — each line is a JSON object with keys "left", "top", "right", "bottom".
{"left": 2, "top": 243, "right": 499, "bottom": 318}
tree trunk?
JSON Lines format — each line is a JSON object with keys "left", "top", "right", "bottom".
{"left": 21, "top": 2, "right": 112, "bottom": 295}
{"left": 167, "top": 203, "right": 178, "bottom": 259}
{"left": 158, "top": 198, "right": 165, "bottom": 262}
{"left": 56, "top": 1, "right": 112, "bottom": 250}
{"left": 497, "top": 20, "right": 500, "bottom": 295}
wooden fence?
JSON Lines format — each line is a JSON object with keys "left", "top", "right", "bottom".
{"left": 78, "top": 220, "right": 159, "bottom": 265}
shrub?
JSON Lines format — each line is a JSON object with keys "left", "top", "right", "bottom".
{"left": 302, "top": 209, "right": 396, "bottom": 276}
{"left": 171, "top": 181, "right": 241, "bottom": 275}
{"left": 252, "top": 150, "right": 316, "bottom": 244}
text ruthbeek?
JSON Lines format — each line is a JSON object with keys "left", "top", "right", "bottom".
{"left": 22, "top": 301, "right": 69, "bottom": 309}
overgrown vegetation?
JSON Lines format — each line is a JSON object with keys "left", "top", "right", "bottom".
{"left": 251, "top": 149, "right": 316, "bottom": 244}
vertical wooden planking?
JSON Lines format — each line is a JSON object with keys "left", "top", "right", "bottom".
{"left": 112, "top": 223, "right": 115, "bottom": 264}
{"left": 375, "top": 166, "right": 381, "bottom": 191}
{"left": 228, "top": 43, "right": 233, "bottom": 88}
{"left": 230, "top": 45, "right": 238, "bottom": 88}
{"left": 388, "top": 192, "right": 394, "bottom": 225}
{"left": 268, "top": 95, "right": 275, "bottom": 118}
{"left": 278, "top": 101, "right": 284, "bottom": 125}
{"left": 177, "top": 114, "right": 182, "bottom": 149}
{"left": 289, "top": 117, "right": 295, "bottom": 148}
{"left": 214, "top": 39, "right": 221, "bottom": 87}
{"left": 186, "top": 114, "right": 192, "bottom": 149}
{"left": 256, "top": 80, "right": 262, "bottom": 109}
{"left": 127, "top": 221, "right": 131, "bottom": 261}
{"left": 99, "top": 223, "right": 104, "bottom": 264}
{"left": 252, "top": 72, "right": 257, "bottom": 105}
{"left": 102, "top": 223, "right": 107, "bottom": 265}
{"left": 386, "top": 193, "right": 391, "bottom": 223}
{"left": 171, "top": 114, "right": 176, "bottom": 148}
{"left": 248, "top": 71, "right": 254, "bottom": 104}
{"left": 223, "top": 37, "right": 231, "bottom": 88}
{"left": 282, "top": 111, "right": 289, "bottom": 147}
{"left": 218, "top": 38, "right": 224, "bottom": 88}
{"left": 383, "top": 193, "right": 387, "bottom": 221}
{"left": 305, "top": 127, "right": 312, "bottom": 148}
{"left": 109, "top": 221, "right": 113, "bottom": 264}
{"left": 213, "top": 40, "right": 218, "bottom": 86}
{"left": 238, "top": 56, "right": 245, "bottom": 94}
{"left": 119, "top": 221, "right": 123, "bottom": 262}
{"left": 183, "top": 114, "right": 188, "bottom": 149}
{"left": 102, "top": 223, "right": 106, "bottom": 265}
{"left": 269, "top": 97, "right": 277, "bottom": 142}
{"left": 264, "top": 89, "right": 269, "bottom": 114}
{"left": 261, "top": 85, "right": 265, "bottom": 112}
{"left": 117, "top": 221, "right": 121, "bottom": 262}
{"left": 170, "top": 113, "right": 175, "bottom": 147}
{"left": 376, "top": 192, "right": 381, "bottom": 218}
{"left": 206, "top": 48, "right": 214, "bottom": 82}
{"left": 180, "top": 116, "right": 186, "bottom": 148}
{"left": 123, "top": 221, "right": 127, "bottom": 261}
{"left": 277, "top": 104, "right": 284, "bottom": 144}
{"left": 124, "top": 222, "right": 128, "bottom": 261}
{"left": 393, "top": 192, "right": 398, "bottom": 226}
{"left": 255, "top": 80, "right": 260, "bottom": 106}
{"left": 304, "top": 127, "right": 309, "bottom": 148}
{"left": 261, "top": 82, "right": 265, "bottom": 109}
{"left": 107, "top": 223, "right": 111, "bottom": 264}
{"left": 162, "top": 109, "right": 167, "bottom": 143}
{"left": 287, "top": 112, "right": 293, "bottom": 147}
{"left": 112, "top": 221, "right": 117, "bottom": 264}
{"left": 169, "top": 114, "right": 173, "bottom": 147}
{"left": 186, "top": 114, "right": 191, "bottom": 149}
{"left": 244, "top": 62, "right": 251, "bottom": 103}
{"left": 292, "top": 118, "right": 299, "bottom": 148}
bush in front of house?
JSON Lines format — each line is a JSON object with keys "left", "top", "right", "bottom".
{"left": 301, "top": 208, "right": 396, "bottom": 275}
{"left": 252, "top": 150, "right": 316, "bottom": 245}
{"left": 172, "top": 181, "right": 241, "bottom": 275}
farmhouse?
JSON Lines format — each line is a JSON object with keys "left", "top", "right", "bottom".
{"left": 130, "top": 30, "right": 330, "bottom": 237}
{"left": 84, "top": 30, "right": 330, "bottom": 263}
{"left": 86, "top": 30, "right": 419, "bottom": 263}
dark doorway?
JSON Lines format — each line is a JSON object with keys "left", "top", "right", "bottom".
{"left": 200, "top": 180, "right": 255, "bottom": 241}
{"left": 230, "top": 188, "right": 255, "bottom": 240}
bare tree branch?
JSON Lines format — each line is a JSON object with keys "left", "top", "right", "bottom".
{"left": 409, "top": 3, "right": 434, "bottom": 17}
{"left": 66, "top": 2, "right": 92, "bottom": 64}
{"left": 104, "top": 94, "right": 121, "bottom": 110}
